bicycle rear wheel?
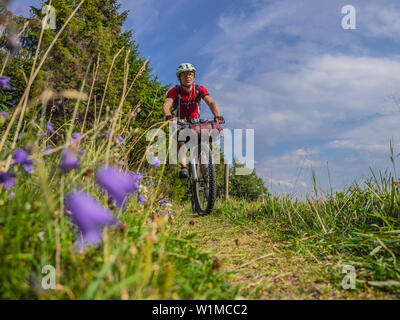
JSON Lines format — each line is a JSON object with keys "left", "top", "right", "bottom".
{"left": 190, "top": 146, "right": 216, "bottom": 216}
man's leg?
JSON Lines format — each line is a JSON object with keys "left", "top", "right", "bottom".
{"left": 177, "top": 141, "right": 189, "bottom": 179}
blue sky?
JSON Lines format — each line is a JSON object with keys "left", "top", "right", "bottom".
{"left": 9, "top": 0, "right": 400, "bottom": 197}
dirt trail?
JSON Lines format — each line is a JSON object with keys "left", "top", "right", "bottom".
{"left": 171, "top": 208, "right": 391, "bottom": 299}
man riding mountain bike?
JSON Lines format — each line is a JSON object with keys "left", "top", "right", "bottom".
{"left": 162, "top": 62, "right": 225, "bottom": 179}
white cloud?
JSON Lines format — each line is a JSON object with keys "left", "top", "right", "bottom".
{"left": 266, "top": 148, "right": 321, "bottom": 170}
{"left": 206, "top": 54, "right": 400, "bottom": 148}
{"left": 327, "top": 113, "right": 400, "bottom": 154}
{"left": 200, "top": 0, "right": 400, "bottom": 196}
{"left": 255, "top": 148, "right": 322, "bottom": 195}
{"left": 363, "top": 2, "right": 400, "bottom": 41}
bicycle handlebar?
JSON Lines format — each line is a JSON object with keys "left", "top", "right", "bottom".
{"left": 177, "top": 118, "right": 215, "bottom": 124}
{"left": 177, "top": 119, "right": 225, "bottom": 128}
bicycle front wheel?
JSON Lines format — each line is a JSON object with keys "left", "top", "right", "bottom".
{"left": 190, "top": 146, "right": 216, "bottom": 216}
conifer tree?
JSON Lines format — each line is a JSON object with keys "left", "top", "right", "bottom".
{"left": 1, "top": 0, "right": 168, "bottom": 129}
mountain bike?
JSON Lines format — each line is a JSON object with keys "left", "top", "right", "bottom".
{"left": 177, "top": 118, "right": 223, "bottom": 216}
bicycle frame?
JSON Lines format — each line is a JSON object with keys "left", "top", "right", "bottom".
{"left": 177, "top": 119, "right": 220, "bottom": 215}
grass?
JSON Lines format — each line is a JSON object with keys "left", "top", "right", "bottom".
{"left": 1, "top": 96, "right": 399, "bottom": 299}
{"left": 1, "top": 111, "right": 399, "bottom": 299}
{"left": 0, "top": 7, "right": 238, "bottom": 298}
{"left": 171, "top": 199, "right": 396, "bottom": 299}
{"left": 0, "top": 193, "right": 238, "bottom": 299}
{"left": 0, "top": 127, "right": 239, "bottom": 299}
{"left": 0, "top": 65, "right": 238, "bottom": 298}
{"left": 208, "top": 173, "right": 400, "bottom": 297}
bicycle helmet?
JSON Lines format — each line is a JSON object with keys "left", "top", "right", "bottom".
{"left": 176, "top": 63, "right": 196, "bottom": 78}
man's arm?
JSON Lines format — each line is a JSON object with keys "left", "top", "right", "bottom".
{"left": 203, "top": 95, "right": 221, "bottom": 117}
{"left": 162, "top": 97, "right": 174, "bottom": 117}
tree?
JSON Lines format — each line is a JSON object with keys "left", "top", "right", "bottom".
{"left": 1, "top": 0, "right": 170, "bottom": 170}
{"left": 228, "top": 158, "right": 269, "bottom": 201}
{"left": 1, "top": 0, "right": 169, "bottom": 130}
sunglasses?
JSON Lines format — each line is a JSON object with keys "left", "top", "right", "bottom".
{"left": 181, "top": 72, "right": 194, "bottom": 78}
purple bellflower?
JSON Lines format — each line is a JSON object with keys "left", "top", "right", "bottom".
{"left": 0, "top": 76, "right": 13, "bottom": 90}
{"left": 59, "top": 149, "right": 79, "bottom": 172}
{"left": 0, "top": 172, "right": 16, "bottom": 189}
{"left": 96, "top": 166, "right": 140, "bottom": 208}
{"left": 0, "top": 111, "right": 9, "bottom": 118}
{"left": 43, "top": 147, "right": 52, "bottom": 155}
{"left": 46, "top": 122, "right": 55, "bottom": 135}
{"left": 137, "top": 194, "right": 145, "bottom": 205}
{"left": 151, "top": 157, "right": 160, "bottom": 168}
{"left": 131, "top": 171, "right": 143, "bottom": 181}
{"left": 71, "top": 133, "right": 84, "bottom": 155}
{"left": 72, "top": 132, "right": 83, "bottom": 141}
{"left": 13, "top": 149, "right": 33, "bottom": 173}
{"left": 65, "top": 191, "right": 117, "bottom": 251}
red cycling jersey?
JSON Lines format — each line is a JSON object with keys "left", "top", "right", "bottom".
{"left": 166, "top": 84, "right": 209, "bottom": 120}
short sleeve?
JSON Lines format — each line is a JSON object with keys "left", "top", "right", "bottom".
{"left": 166, "top": 87, "right": 178, "bottom": 100}
{"left": 198, "top": 85, "right": 209, "bottom": 98}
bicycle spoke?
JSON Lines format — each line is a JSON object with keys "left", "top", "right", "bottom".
{"left": 190, "top": 143, "right": 217, "bottom": 216}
